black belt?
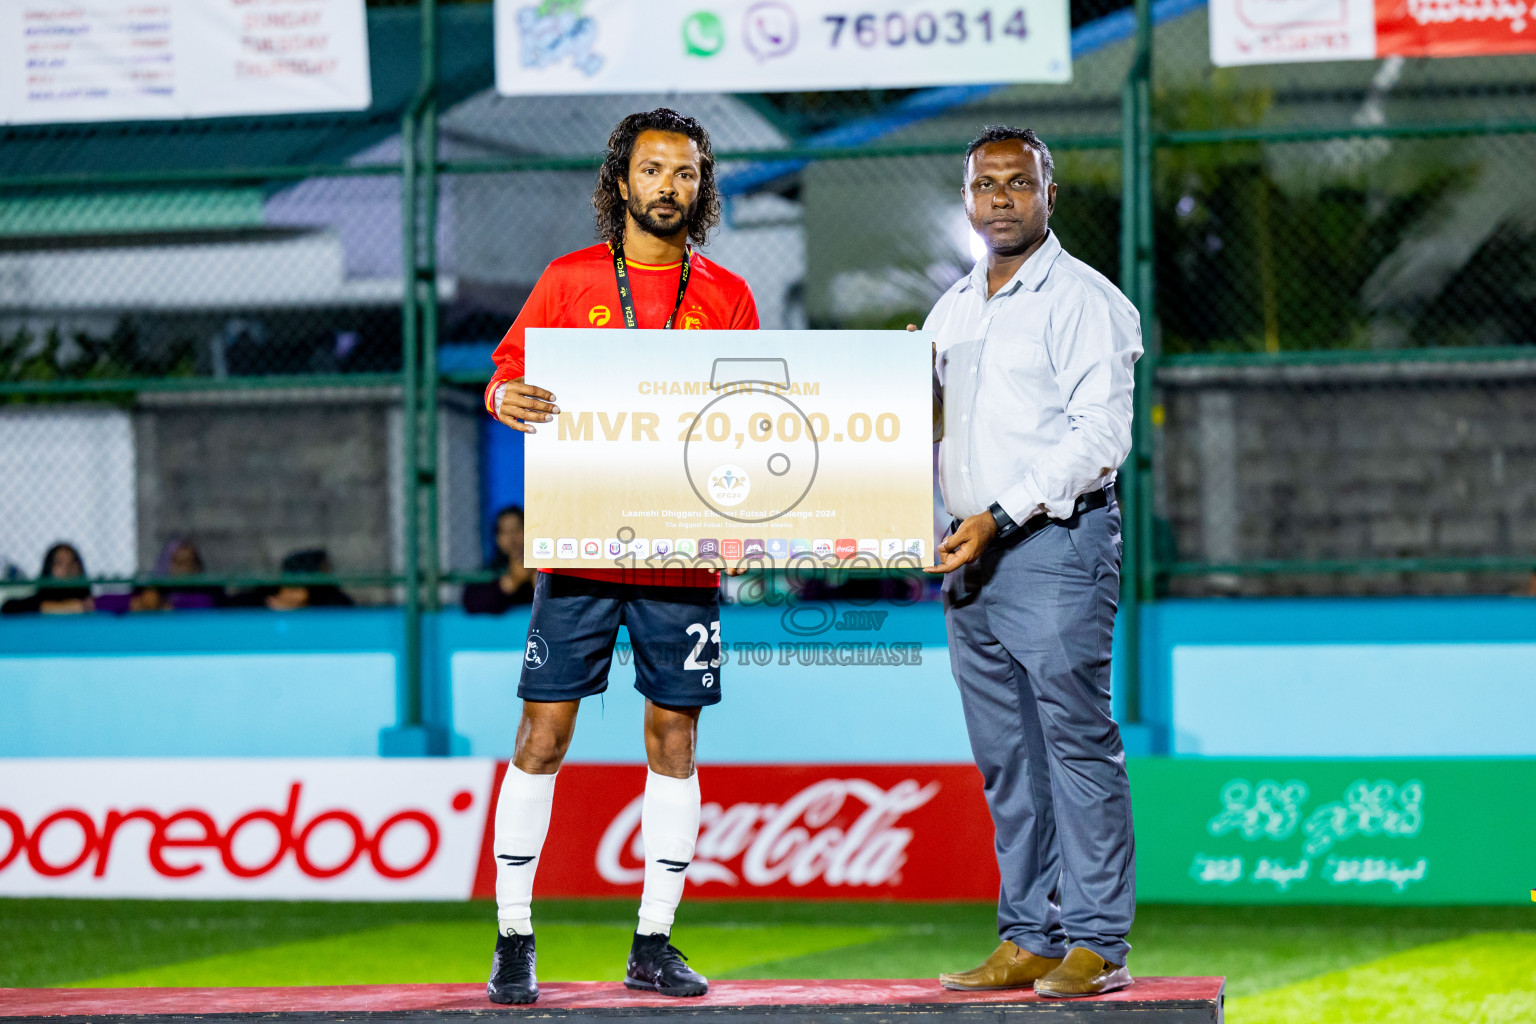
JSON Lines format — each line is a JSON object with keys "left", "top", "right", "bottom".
{"left": 952, "top": 485, "right": 1113, "bottom": 546}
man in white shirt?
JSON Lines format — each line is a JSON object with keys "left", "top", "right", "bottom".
{"left": 924, "top": 126, "right": 1143, "bottom": 998}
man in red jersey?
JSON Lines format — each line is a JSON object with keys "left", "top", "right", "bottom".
{"left": 482, "top": 109, "right": 758, "bottom": 1006}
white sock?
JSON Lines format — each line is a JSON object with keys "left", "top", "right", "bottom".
{"left": 494, "top": 766, "right": 557, "bottom": 937}
{"left": 637, "top": 769, "right": 700, "bottom": 936}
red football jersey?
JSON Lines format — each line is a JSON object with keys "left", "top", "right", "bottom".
{"left": 486, "top": 243, "right": 760, "bottom": 588}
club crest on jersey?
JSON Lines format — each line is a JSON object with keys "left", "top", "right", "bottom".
{"left": 680, "top": 310, "right": 708, "bottom": 330}
{"left": 525, "top": 632, "right": 550, "bottom": 669}
{"left": 589, "top": 305, "right": 612, "bottom": 326}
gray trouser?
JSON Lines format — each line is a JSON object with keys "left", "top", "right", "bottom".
{"left": 942, "top": 499, "right": 1135, "bottom": 965}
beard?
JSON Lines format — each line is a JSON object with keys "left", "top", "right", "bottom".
{"left": 628, "top": 193, "right": 690, "bottom": 239}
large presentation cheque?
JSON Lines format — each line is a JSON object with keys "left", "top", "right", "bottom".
{"left": 524, "top": 329, "right": 934, "bottom": 571}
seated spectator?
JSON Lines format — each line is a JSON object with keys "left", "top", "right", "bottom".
{"left": 462, "top": 505, "right": 536, "bottom": 614}
{"left": 1, "top": 543, "right": 94, "bottom": 615}
{"left": 266, "top": 548, "right": 354, "bottom": 611}
{"left": 131, "top": 538, "right": 220, "bottom": 611}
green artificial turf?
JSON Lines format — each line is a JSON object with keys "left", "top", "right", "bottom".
{"left": 1119, "top": 904, "right": 1536, "bottom": 999}
{"left": 0, "top": 899, "right": 999, "bottom": 989}
{"left": 1231, "top": 931, "right": 1536, "bottom": 1024}
{"left": 5, "top": 898, "right": 1536, "bottom": 1024}
{"left": 0, "top": 898, "right": 489, "bottom": 989}
{"left": 75, "top": 922, "right": 894, "bottom": 987}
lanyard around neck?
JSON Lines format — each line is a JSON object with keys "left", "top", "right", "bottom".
{"left": 611, "top": 243, "right": 692, "bottom": 330}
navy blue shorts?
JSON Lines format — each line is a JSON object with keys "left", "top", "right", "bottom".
{"left": 518, "top": 573, "right": 722, "bottom": 707}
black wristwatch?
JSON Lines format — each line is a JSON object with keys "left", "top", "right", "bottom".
{"left": 987, "top": 501, "right": 1018, "bottom": 538}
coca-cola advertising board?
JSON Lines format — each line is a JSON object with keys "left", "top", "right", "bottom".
{"left": 1, "top": 760, "right": 997, "bottom": 901}
{"left": 470, "top": 764, "right": 998, "bottom": 901}
{"left": 1210, "top": 0, "right": 1536, "bottom": 66}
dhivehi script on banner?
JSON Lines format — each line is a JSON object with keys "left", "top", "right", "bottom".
{"left": 0, "top": 0, "right": 372, "bottom": 126}
{"left": 494, "top": 0, "right": 1070, "bottom": 96}
{"left": 1210, "top": 0, "right": 1536, "bottom": 66}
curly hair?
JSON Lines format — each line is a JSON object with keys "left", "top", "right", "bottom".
{"left": 964, "top": 125, "right": 1054, "bottom": 184}
{"left": 593, "top": 108, "right": 721, "bottom": 249}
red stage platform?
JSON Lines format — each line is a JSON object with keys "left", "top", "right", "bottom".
{"left": 0, "top": 980, "right": 1224, "bottom": 1023}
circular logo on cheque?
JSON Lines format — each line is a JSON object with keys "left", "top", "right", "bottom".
{"left": 708, "top": 464, "right": 751, "bottom": 508}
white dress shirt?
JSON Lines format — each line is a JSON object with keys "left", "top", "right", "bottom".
{"left": 928, "top": 230, "right": 1143, "bottom": 525}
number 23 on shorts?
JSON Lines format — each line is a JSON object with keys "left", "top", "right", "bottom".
{"left": 684, "top": 619, "right": 721, "bottom": 683}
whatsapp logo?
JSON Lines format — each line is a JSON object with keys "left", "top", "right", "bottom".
{"left": 683, "top": 11, "right": 725, "bottom": 57}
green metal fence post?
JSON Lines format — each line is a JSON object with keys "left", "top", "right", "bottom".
{"left": 1116, "top": 0, "right": 1156, "bottom": 732}
{"left": 419, "top": 1, "right": 442, "bottom": 615}
{"left": 1132, "top": 0, "right": 1158, "bottom": 609}
{"left": 381, "top": 0, "right": 444, "bottom": 756}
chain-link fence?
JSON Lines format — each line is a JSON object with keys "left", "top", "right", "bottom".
{"left": 2, "top": 0, "right": 1534, "bottom": 621}
{"left": 0, "top": 169, "right": 416, "bottom": 609}
{"left": 1146, "top": 4, "right": 1536, "bottom": 595}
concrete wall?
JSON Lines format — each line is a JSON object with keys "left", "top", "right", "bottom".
{"left": 1159, "top": 357, "right": 1536, "bottom": 595}
{"left": 134, "top": 385, "right": 482, "bottom": 593}
{"left": 135, "top": 386, "right": 395, "bottom": 578}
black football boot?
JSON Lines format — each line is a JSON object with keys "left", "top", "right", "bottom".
{"left": 487, "top": 930, "right": 538, "bottom": 1005}
{"left": 624, "top": 931, "right": 708, "bottom": 997}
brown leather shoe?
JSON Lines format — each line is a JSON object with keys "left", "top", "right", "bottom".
{"left": 939, "top": 941, "right": 1063, "bottom": 991}
{"left": 1033, "top": 947, "right": 1133, "bottom": 998}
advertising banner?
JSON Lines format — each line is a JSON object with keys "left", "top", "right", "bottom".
{"left": 1374, "top": 0, "right": 1536, "bottom": 58}
{"left": 1209, "top": 0, "right": 1536, "bottom": 66}
{"left": 0, "top": 0, "right": 372, "bottom": 126}
{"left": 0, "top": 759, "right": 494, "bottom": 899}
{"left": 522, "top": 330, "right": 935, "bottom": 570}
{"left": 471, "top": 763, "right": 999, "bottom": 901}
{"left": 1133, "top": 759, "right": 1536, "bottom": 904}
{"left": 0, "top": 759, "right": 997, "bottom": 902}
{"left": 6, "top": 759, "right": 1530, "bottom": 903}
{"left": 1209, "top": 0, "right": 1378, "bottom": 65}
{"left": 494, "top": 0, "right": 1071, "bottom": 96}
